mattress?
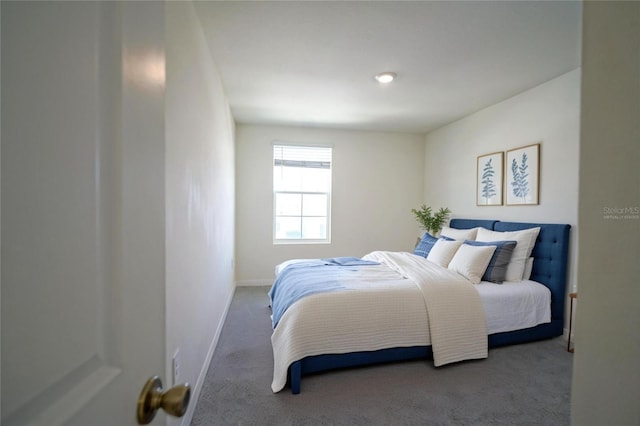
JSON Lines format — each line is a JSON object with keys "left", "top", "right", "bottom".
{"left": 476, "top": 279, "right": 550, "bottom": 334}
{"left": 274, "top": 259, "right": 551, "bottom": 335}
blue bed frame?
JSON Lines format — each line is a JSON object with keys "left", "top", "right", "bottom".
{"left": 286, "top": 219, "right": 571, "bottom": 394}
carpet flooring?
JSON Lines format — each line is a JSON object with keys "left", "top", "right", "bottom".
{"left": 191, "top": 286, "right": 572, "bottom": 426}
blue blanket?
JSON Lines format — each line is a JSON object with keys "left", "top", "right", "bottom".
{"left": 269, "top": 257, "right": 379, "bottom": 328}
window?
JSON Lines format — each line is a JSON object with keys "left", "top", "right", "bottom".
{"left": 273, "top": 144, "right": 332, "bottom": 243}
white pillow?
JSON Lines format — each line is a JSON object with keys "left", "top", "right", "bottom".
{"left": 426, "top": 239, "right": 463, "bottom": 267}
{"left": 476, "top": 227, "right": 541, "bottom": 281}
{"left": 523, "top": 257, "right": 534, "bottom": 280}
{"left": 440, "top": 226, "right": 479, "bottom": 241}
{"left": 448, "top": 244, "right": 497, "bottom": 284}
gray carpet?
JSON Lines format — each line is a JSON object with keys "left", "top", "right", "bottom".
{"left": 191, "top": 287, "right": 572, "bottom": 426}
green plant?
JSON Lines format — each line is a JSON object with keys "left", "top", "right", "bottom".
{"left": 411, "top": 205, "right": 451, "bottom": 235}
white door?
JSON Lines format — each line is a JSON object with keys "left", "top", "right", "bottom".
{"left": 2, "top": 2, "right": 174, "bottom": 425}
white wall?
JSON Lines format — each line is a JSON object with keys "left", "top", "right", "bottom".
{"left": 571, "top": 2, "right": 640, "bottom": 425}
{"left": 423, "top": 70, "right": 581, "bottom": 295}
{"left": 236, "top": 124, "right": 424, "bottom": 283}
{"left": 165, "top": 3, "right": 235, "bottom": 425}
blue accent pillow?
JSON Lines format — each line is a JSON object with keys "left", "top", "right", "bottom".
{"left": 414, "top": 233, "right": 453, "bottom": 258}
{"left": 463, "top": 240, "right": 517, "bottom": 283}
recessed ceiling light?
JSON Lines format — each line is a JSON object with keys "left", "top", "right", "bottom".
{"left": 374, "top": 72, "right": 397, "bottom": 84}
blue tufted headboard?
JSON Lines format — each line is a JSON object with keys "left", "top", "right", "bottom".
{"left": 447, "top": 218, "right": 498, "bottom": 231}
{"left": 450, "top": 219, "right": 571, "bottom": 342}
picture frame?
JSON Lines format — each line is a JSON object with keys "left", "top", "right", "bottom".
{"left": 506, "top": 143, "right": 540, "bottom": 205}
{"left": 477, "top": 151, "right": 503, "bottom": 206}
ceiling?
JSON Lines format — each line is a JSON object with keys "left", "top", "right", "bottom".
{"left": 194, "top": 1, "right": 581, "bottom": 135}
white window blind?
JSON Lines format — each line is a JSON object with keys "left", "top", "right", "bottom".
{"left": 273, "top": 144, "right": 332, "bottom": 243}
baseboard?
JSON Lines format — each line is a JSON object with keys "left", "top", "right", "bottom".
{"left": 179, "top": 285, "right": 236, "bottom": 426}
{"left": 236, "top": 279, "right": 272, "bottom": 287}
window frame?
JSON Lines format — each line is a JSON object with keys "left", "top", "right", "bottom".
{"left": 272, "top": 143, "right": 332, "bottom": 244}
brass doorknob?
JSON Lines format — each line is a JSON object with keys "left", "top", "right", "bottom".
{"left": 137, "top": 376, "right": 191, "bottom": 424}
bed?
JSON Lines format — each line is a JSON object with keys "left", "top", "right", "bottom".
{"left": 269, "top": 219, "right": 571, "bottom": 394}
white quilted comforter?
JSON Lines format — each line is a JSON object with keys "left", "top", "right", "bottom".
{"left": 270, "top": 251, "right": 488, "bottom": 392}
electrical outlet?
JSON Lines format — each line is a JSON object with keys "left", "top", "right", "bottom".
{"left": 172, "top": 349, "right": 180, "bottom": 386}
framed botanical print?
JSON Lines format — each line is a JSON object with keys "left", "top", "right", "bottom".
{"left": 506, "top": 143, "right": 540, "bottom": 205}
{"left": 477, "top": 151, "right": 503, "bottom": 206}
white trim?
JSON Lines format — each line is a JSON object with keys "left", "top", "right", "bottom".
{"left": 273, "top": 240, "right": 331, "bottom": 245}
{"left": 563, "top": 327, "right": 574, "bottom": 342}
{"left": 236, "top": 279, "right": 273, "bottom": 287}
{"left": 271, "top": 140, "right": 334, "bottom": 149}
{"left": 179, "top": 286, "right": 236, "bottom": 426}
